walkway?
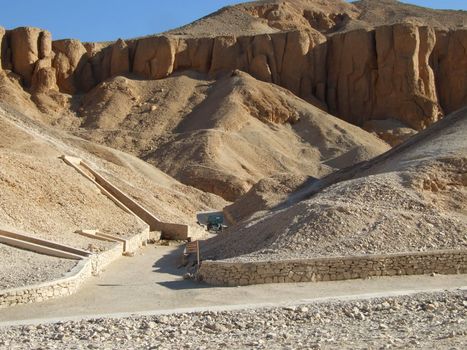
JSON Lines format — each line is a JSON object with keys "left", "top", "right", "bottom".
{"left": 1, "top": 244, "right": 466, "bottom": 326}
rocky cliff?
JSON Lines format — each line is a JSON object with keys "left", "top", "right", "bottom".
{"left": 0, "top": 0, "right": 466, "bottom": 130}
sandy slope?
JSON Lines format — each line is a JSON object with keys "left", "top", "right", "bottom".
{"left": 71, "top": 71, "right": 389, "bottom": 200}
{"left": 167, "top": 0, "right": 466, "bottom": 38}
{"left": 0, "top": 103, "right": 226, "bottom": 239}
{"left": 0, "top": 89, "right": 227, "bottom": 282}
{"left": 223, "top": 173, "right": 313, "bottom": 224}
{"left": 202, "top": 107, "right": 467, "bottom": 261}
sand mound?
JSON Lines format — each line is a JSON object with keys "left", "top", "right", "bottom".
{"left": 350, "top": 0, "right": 467, "bottom": 31}
{"left": 74, "top": 71, "right": 389, "bottom": 201}
{"left": 0, "top": 114, "right": 139, "bottom": 251}
{"left": 363, "top": 119, "right": 418, "bottom": 147}
{"left": 202, "top": 107, "right": 467, "bottom": 261}
{"left": 223, "top": 173, "right": 314, "bottom": 225}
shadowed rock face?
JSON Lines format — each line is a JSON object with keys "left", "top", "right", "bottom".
{"left": 0, "top": 1, "right": 466, "bottom": 130}
{"left": 0, "top": 26, "right": 6, "bottom": 71}
{"left": 432, "top": 29, "right": 467, "bottom": 115}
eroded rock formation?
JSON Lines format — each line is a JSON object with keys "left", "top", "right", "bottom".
{"left": 432, "top": 29, "right": 467, "bottom": 115}
{"left": 7, "top": 27, "right": 56, "bottom": 92}
{"left": 327, "top": 24, "right": 443, "bottom": 129}
{"left": 0, "top": 26, "right": 6, "bottom": 71}
{"left": 0, "top": 17, "right": 466, "bottom": 131}
{"left": 52, "top": 39, "right": 88, "bottom": 94}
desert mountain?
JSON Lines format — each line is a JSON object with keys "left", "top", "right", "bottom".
{"left": 0, "top": 1, "right": 465, "bottom": 219}
{"left": 170, "top": 0, "right": 466, "bottom": 37}
{"left": 1, "top": 0, "right": 465, "bottom": 131}
{"left": 3, "top": 2, "right": 414, "bottom": 200}
{"left": 0, "top": 2, "right": 466, "bottom": 344}
{"left": 203, "top": 106, "right": 467, "bottom": 261}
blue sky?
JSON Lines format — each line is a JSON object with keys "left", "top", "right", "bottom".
{"left": 0, "top": 0, "right": 466, "bottom": 42}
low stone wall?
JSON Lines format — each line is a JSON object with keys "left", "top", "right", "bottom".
{"left": 0, "top": 226, "right": 150, "bottom": 309}
{"left": 198, "top": 249, "right": 467, "bottom": 286}
{"left": 0, "top": 228, "right": 90, "bottom": 259}
{"left": 90, "top": 242, "right": 124, "bottom": 276}
{"left": 0, "top": 258, "right": 92, "bottom": 309}
{"left": 125, "top": 227, "right": 150, "bottom": 253}
{"left": 0, "top": 242, "right": 124, "bottom": 309}
{"left": 158, "top": 222, "right": 189, "bottom": 240}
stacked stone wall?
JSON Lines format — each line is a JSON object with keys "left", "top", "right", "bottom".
{"left": 0, "top": 227, "right": 149, "bottom": 308}
{"left": 199, "top": 250, "right": 467, "bottom": 286}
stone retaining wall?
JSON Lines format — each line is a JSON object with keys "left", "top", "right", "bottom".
{"left": 0, "top": 257, "right": 92, "bottom": 309}
{"left": 90, "top": 242, "right": 124, "bottom": 276}
{"left": 0, "top": 243, "right": 124, "bottom": 309}
{"left": 62, "top": 156, "right": 190, "bottom": 240}
{"left": 0, "top": 227, "right": 150, "bottom": 309}
{"left": 125, "top": 227, "right": 150, "bottom": 253}
{"left": 198, "top": 249, "right": 467, "bottom": 286}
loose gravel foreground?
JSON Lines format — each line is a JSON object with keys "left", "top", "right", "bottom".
{"left": 1, "top": 290, "right": 465, "bottom": 349}
{"left": 0, "top": 244, "right": 77, "bottom": 289}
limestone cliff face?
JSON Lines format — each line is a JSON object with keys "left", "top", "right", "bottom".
{"left": 1, "top": 24, "right": 466, "bottom": 130}
{"left": 3, "top": 27, "right": 57, "bottom": 92}
{"left": 52, "top": 39, "right": 88, "bottom": 93}
{"left": 432, "top": 29, "right": 467, "bottom": 115}
{"left": 327, "top": 24, "right": 442, "bottom": 129}
{"left": 0, "top": 26, "right": 6, "bottom": 71}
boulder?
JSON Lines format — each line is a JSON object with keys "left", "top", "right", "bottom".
{"left": 280, "top": 31, "right": 314, "bottom": 96}
{"left": 110, "top": 39, "right": 130, "bottom": 77}
{"left": 10, "top": 27, "right": 42, "bottom": 86}
{"left": 133, "top": 36, "right": 177, "bottom": 79}
{"left": 271, "top": 32, "right": 287, "bottom": 76}
{"left": 249, "top": 54, "right": 272, "bottom": 82}
{"left": 326, "top": 28, "right": 376, "bottom": 125}
{"left": 52, "top": 39, "right": 87, "bottom": 94}
{"left": 39, "top": 31, "right": 52, "bottom": 59}
{"left": 78, "top": 62, "right": 96, "bottom": 92}
{"left": 31, "top": 66, "right": 58, "bottom": 92}
{"left": 373, "top": 24, "right": 441, "bottom": 129}
{"left": 175, "top": 37, "right": 214, "bottom": 73}
{"left": 326, "top": 24, "right": 442, "bottom": 130}
{"left": 250, "top": 34, "right": 277, "bottom": 82}
{"left": 31, "top": 59, "right": 58, "bottom": 92}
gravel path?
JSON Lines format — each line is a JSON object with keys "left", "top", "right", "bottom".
{"left": 0, "top": 290, "right": 465, "bottom": 349}
{"left": 0, "top": 244, "right": 77, "bottom": 289}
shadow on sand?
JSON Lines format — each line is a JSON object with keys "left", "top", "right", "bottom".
{"left": 152, "top": 244, "right": 211, "bottom": 290}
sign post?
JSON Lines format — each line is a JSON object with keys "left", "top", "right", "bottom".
{"left": 186, "top": 240, "right": 200, "bottom": 266}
